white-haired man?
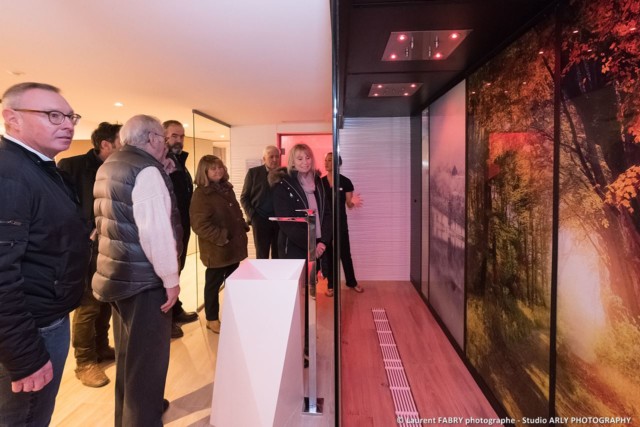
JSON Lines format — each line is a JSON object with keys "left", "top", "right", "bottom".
{"left": 93, "top": 114, "right": 181, "bottom": 426}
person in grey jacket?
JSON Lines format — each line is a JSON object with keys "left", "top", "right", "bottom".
{"left": 93, "top": 114, "right": 181, "bottom": 427}
{"left": 0, "top": 82, "right": 90, "bottom": 426}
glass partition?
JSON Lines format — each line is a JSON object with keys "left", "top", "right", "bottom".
{"left": 181, "top": 110, "right": 231, "bottom": 312}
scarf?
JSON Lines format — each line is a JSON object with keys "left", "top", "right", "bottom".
{"left": 298, "top": 172, "right": 322, "bottom": 239}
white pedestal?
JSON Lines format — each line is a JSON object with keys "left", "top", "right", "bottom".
{"left": 210, "top": 259, "right": 305, "bottom": 427}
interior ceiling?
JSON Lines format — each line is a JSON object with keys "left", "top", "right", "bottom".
{"left": 0, "top": 1, "right": 558, "bottom": 140}
{"left": 339, "top": 0, "right": 557, "bottom": 119}
{"left": 0, "top": 0, "right": 332, "bottom": 139}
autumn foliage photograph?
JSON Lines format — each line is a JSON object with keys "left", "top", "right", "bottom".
{"left": 464, "top": 0, "right": 639, "bottom": 423}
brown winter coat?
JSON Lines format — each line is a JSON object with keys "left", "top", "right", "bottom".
{"left": 190, "top": 182, "right": 249, "bottom": 268}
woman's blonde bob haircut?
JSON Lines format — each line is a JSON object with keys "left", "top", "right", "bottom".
{"left": 287, "top": 143, "right": 315, "bottom": 174}
{"left": 194, "top": 155, "right": 229, "bottom": 186}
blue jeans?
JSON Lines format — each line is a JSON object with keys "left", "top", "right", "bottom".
{"left": 0, "top": 315, "right": 70, "bottom": 427}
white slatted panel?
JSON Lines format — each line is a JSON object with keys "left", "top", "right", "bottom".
{"left": 339, "top": 117, "right": 411, "bottom": 281}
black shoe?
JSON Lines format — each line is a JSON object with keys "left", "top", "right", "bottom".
{"left": 171, "top": 323, "right": 184, "bottom": 338}
{"left": 163, "top": 399, "right": 170, "bottom": 413}
{"left": 96, "top": 346, "right": 116, "bottom": 362}
{"left": 173, "top": 310, "right": 198, "bottom": 324}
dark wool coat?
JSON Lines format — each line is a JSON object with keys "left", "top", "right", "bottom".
{"left": 190, "top": 182, "right": 249, "bottom": 268}
{"left": 57, "top": 148, "right": 103, "bottom": 228}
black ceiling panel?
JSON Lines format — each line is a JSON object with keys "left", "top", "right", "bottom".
{"left": 338, "top": 0, "right": 557, "bottom": 118}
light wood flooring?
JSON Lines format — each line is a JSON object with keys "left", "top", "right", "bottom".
{"left": 340, "top": 281, "right": 498, "bottom": 426}
{"left": 50, "top": 278, "right": 336, "bottom": 427}
{"left": 50, "top": 280, "right": 496, "bottom": 426}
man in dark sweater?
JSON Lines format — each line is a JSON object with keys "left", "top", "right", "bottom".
{"left": 58, "top": 122, "right": 122, "bottom": 387}
{"left": 241, "top": 145, "right": 281, "bottom": 259}
{"left": 0, "top": 82, "right": 90, "bottom": 425}
{"left": 163, "top": 120, "right": 198, "bottom": 338}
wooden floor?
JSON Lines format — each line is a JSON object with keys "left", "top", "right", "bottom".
{"left": 51, "top": 280, "right": 496, "bottom": 426}
{"left": 340, "top": 281, "right": 498, "bottom": 426}
{"left": 51, "top": 278, "right": 335, "bottom": 427}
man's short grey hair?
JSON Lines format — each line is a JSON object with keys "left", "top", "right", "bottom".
{"left": 1, "top": 82, "right": 60, "bottom": 108}
{"left": 120, "top": 114, "right": 163, "bottom": 148}
{"left": 263, "top": 145, "right": 280, "bottom": 157}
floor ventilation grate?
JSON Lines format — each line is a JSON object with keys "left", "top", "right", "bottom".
{"left": 372, "top": 308, "right": 420, "bottom": 426}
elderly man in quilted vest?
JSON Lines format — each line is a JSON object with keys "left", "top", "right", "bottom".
{"left": 92, "top": 114, "right": 182, "bottom": 427}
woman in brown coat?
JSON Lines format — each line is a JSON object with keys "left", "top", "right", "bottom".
{"left": 190, "top": 155, "right": 249, "bottom": 333}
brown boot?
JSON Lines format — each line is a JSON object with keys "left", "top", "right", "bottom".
{"left": 75, "top": 363, "right": 110, "bottom": 388}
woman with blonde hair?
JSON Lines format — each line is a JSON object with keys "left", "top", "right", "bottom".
{"left": 190, "top": 155, "right": 249, "bottom": 333}
{"left": 269, "top": 143, "right": 332, "bottom": 260}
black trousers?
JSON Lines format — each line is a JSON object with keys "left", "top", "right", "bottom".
{"left": 204, "top": 263, "right": 239, "bottom": 321}
{"left": 73, "top": 241, "right": 112, "bottom": 365}
{"left": 322, "top": 223, "right": 358, "bottom": 290}
{"left": 251, "top": 214, "right": 279, "bottom": 259}
{"left": 112, "top": 288, "right": 171, "bottom": 427}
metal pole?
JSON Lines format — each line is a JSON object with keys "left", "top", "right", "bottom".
{"left": 270, "top": 211, "right": 323, "bottom": 415}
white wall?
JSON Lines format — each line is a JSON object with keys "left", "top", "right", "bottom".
{"left": 229, "top": 122, "right": 332, "bottom": 258}
{"left": 339, "top": 116, "right": 411, "bottom": 281}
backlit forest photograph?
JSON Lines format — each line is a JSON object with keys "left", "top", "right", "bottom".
{"left": 466, "top": 15, "right": 555, "bottom": 422}
{"left": 555, "top": 0, "right": 640, "bottom": 422}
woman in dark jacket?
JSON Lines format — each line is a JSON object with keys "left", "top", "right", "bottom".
{"left": 270, "top": 143, "right": 331, "bottom": 366}
{"left": 190, "top": 155, "right": 249, "bottom": 333}
{"left": 269, "top": 143, "right": 332, "bottom": 261}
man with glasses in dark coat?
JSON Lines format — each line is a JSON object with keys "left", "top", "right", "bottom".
{"left": 0, "top": 82, "right": 90, "bottom": 425}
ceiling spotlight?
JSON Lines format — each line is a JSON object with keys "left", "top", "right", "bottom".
{"left": 382, "top": 29, "right": 472, "bottom": 61}
{"left": 114, "top": 102, "right": 123, "bottom": 107}
{"left": 368, "top": 82, "right": 422, "bottom": 97}
{"left": 538, "top": 50, "right": 544, "bottom": 54}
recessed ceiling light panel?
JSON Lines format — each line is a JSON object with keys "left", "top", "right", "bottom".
{"left": 382, "top": 29, "right": 472, "bottom": 61}
{"left": 368, "top": 83, "right": 422, "bottom": 97}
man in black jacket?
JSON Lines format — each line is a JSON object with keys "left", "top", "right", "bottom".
{"left": 241, "top": 145, "right": 281, "bottom": 259}
{"left": 0, "top": 82, "right": 90, "bottom": 425}
{"left": 58, "top": 122, "right": 122, "bottom": 388}
{"left": 163, "top": 120, "right": 198, "bottom": 338}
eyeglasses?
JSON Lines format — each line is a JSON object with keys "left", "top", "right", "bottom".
{"left": 13, "top": 109, "right": 82, "bottom": 125}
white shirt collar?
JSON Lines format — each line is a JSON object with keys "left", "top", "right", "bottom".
{"left": 3, "top": 134, "right": 53, "bottom": 161}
